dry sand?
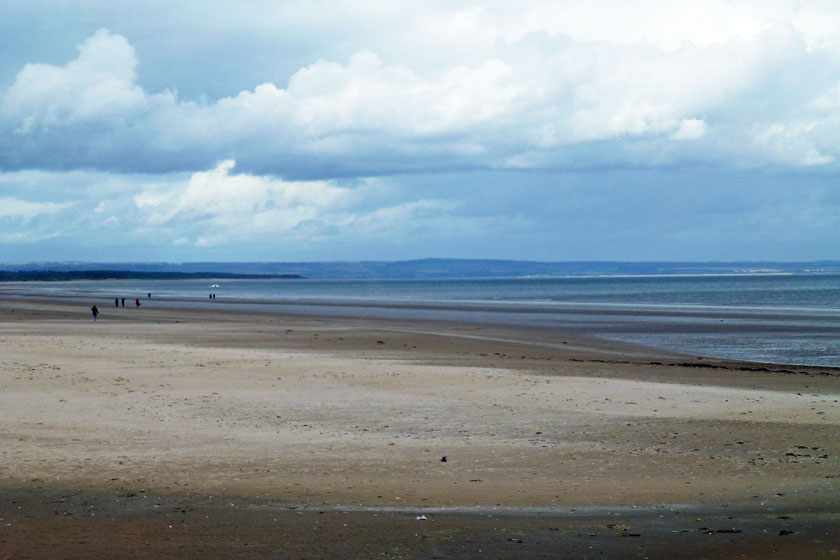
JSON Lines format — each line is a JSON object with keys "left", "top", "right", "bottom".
{"left": 1, "top": 297, "right": 838, "bottom": 558}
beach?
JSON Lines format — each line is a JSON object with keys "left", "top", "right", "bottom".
{"left": 1, "top": 296, "right": 838, "bottom": 558}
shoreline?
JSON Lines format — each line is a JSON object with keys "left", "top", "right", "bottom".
{"left": 4, "top": 288, "right": 840, "bottom": 370}
{"left": 9, "top": 285, "right": 840, "bottom": 315}
{"left": 2, "top": 296, "right": 839, "bottom": 558}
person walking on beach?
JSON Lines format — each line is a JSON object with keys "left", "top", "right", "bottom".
{"left": 115, "top": 298, "right": 119, "bottom": 307}
{"left": 91, "top": 305, "right": 99, "bottom": 321}
{"left": 135, "top": 298, "right": 141, "bottom": 308}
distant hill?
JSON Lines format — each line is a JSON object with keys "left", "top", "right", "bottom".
{"left": 1, "top": 259, "right": 839, "bottom": 279}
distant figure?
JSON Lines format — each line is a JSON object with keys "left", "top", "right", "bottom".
{"left": 148, "top": 293, "right": 151, "bottom": 299}
{"left": 213, "top": 293, "right": 216, "bottom": 300}
{"left": 209, "top": 294, "right": 212, "bottom": 300}
{"left": 91, "top": 305, "right": 99, "bottom": 321}
{"left": 135, "top": 298, "right": 141, "bottom": 308}
{"left": 114, "top": 298, "right": 119, "bottom": 307}
{"left": 121, "top": 298, "right": 125, "bottom": 307}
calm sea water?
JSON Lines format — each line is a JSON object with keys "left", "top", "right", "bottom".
{"left": 6, "top": 274, "right": 840, "bottom": 367}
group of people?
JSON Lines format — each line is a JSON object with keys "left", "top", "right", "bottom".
{"left": 91, "top": 293, "right": 151, "bottom": 320}
{"left": 113, "top": 297, "right": 142, "bottom": 308}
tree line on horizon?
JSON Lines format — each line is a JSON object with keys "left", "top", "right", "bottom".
{"left": 0, "top": 270, "right": 302, "bottom": 282}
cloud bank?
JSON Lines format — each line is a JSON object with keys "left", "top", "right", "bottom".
{"left": 3, "top": 15, "right": 840, "bottom": 178}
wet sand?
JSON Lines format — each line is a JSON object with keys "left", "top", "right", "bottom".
{"left": 1, "top": 297, "right": 838, "bottom": 558}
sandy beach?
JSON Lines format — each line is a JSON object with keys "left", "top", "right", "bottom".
{"left": 1, "top": 296, "right": 838, "bottom": 559}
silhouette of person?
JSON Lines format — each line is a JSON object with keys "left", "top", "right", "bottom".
{"left": 91, "top": 305, "right": 99, "bottom": 321}
{"left": 115, "top": 298, "right": 119, "bottom": 307}
{"left": 135, "top": 298, "right": 141, "bottom": 308}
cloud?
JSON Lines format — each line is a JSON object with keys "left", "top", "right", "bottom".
{"left": 0, "top": 194, "right": 76, "bottom": 244}
{"left": 2, "top": 17, "right": 840, "bottom": 177}
{"left": 1, "top": 29, "right": 145, "bottom": 133}
{"left": 670, "top": 119, "right": 708, "bottom": 141}
{"left": 134, "top": 160, "right": 351, "bottom": 242}
{"left": 0, "top": 162, "right": 837, "bottom": 261}
{"left": 285, "top": 50, "right": 519, "bottom": 137}
{"left": 0, "top": 231, "right": 63, "bottom": 244}
{"left": 0, "top": 162, "right": 516, "bottom": 258}
{"left": 0, "top": 197, "right": 74, "bottom": 221}
{"left": 132, "top": 160, "right": 490, "bottom": 247}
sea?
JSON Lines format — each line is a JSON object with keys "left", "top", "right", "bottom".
{"left": 4, "top": 274, "right": 840, "bottom": 367}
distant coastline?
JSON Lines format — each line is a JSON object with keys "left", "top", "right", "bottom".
{"left": 0, "top": 270, "right": 302, "bottom": 282}
{"left": 1, "top": 258, "right": 839, "bottom": 280}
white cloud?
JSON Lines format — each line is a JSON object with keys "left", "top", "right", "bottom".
{"left": 132, "top": 160, "right": 485, "bottom": 247}
{"left": 754, "top": 121, "right": 835, "bottom": 166}
{"left": 134, "top": 159, "right": 350, "bottom": 236}
{"left": 1, "top": 29, "right": 147, "bottom": 131}
{"left": 671, "top": 119, "right": 708, "bottom": 141}
{"left": 0, "top": 197, "right": 74, "bottom": 220}
{"left": 2, "top": 7, "right": 840, "bottom": 176}
{"left": 283, "top": 50, "right": 519, "bottom": 137}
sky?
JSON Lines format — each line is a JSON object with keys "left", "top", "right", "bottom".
{"left": 1, "top": 0, "right": 839, "bottom": 263}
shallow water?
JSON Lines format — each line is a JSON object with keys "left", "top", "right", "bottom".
{"left": 4, "top": 274, "right": 840, "bottom": 366}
